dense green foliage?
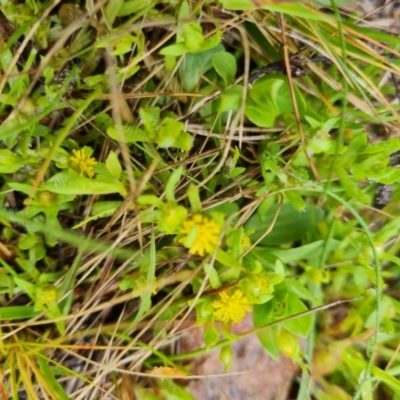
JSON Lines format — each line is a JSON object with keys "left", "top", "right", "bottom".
{"left": 0, "top": 0, "right": 400, "bottom": 398}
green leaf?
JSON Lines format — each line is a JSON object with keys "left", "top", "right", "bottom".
{"left": 285, "top": 190, "right": 306, "bottom": 212}
{"left": 16, "top": 257, "right": 40, "bottom": 279}
{"left": 159, "top": 43, "right": 189, "bottom": 57}
{"left": 182, "top": 22, "right": 204, "bottom": 51}
{"left": 178, "top": 0, "right": 190, "bottom": 19}
{"left": 282, "top": 293, "right": 312, "bottom": 337}
{"left": 284, "top": 278, "right": 315, "bottom": 302}
{"left": 204, "top": 320, "right": 219, "bottom": 347}
{"left": 111, "top": 33, "right": 137, "bottom": 56}
{"left": 165, "top": 167, "right": 183, "bottom": 203}
{"left": 118, "top": 0, "right": 154, "bottom": 16}
{"left": 245, "top": 203, "right": 324, "bottom": 246}
{"left": 212, "top": 51, "right": 237, "bottom": 86}
{"left": 219, "top": 0, "right": 255, "bottom": 10}
{"left": 258, "top": 3, "right": 327, "bottom": 21}
{"left": 104, "top": 0, "right": 123, "bottom": 26}
{"left": 219, "top": 345, "right": 233, "bottom": 371}
{"left": 204, "top": 263, "right": 221, "bottom": 289}
{"left": 105, "top": 151, "right": 122, "bottom": 179}
{"left": 337, "top": 167, "right": 369, "bottom": 203}
{"left": 0, "top": 306, "right": 40, "bottom": 320}
{"left": 156, "top": 117, "right": 192, "bottom": 150}
{"left": 0, "top": 149, "right": 27, "bottom": 173}
{"left": 14, "top": 277, "right": 36, "bottom": 299}
{"left": 59, "top": 250, "right": 84, "bottom": 315}
{"left": 218, "top": 85, "right": 243, "bottom": 112}
{"left": 245, "top": 97, "right": 277, "bottom": 128}
{"left": 73, "top": 201, "right": 123, "bottom": 228}
{"left": 157, "top": 379, "right": 197, "bottom": 400}
{"left": 246, "top": 76, "right": 306, "bottom": 128}
{"left": 215, "top": 249, "right": 243, "bottom": 269}
{"left": 256, "top": 240, "right": 339, "bottom": 263}
{"left": 135, "top": 233, "right": 156, "bottom": 322}
{"left": 139, "top": 107, "right": 160, "bottom": 134}
{"left": 343, "top": 348, "right": 400, "bottom": 395}
{"left": 253, "top": 302, "right": 280, "bottom": 359}
{"left": 107, "top": 125, "right": 150, "bottom": 143}
{"left": 179, "top": 44, "right": 225, "bottom": 91}
{"left": 37, "top": 353, "right": 70, "bottom": 400}
{"left": 41, "top": 170, "right": 127, "bottom": 197}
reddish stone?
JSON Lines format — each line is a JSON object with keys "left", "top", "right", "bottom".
{"left": 179, "top": 315, "right": 299, "bottom": 400}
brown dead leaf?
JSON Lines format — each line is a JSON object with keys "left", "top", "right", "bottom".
{"left": 149, "top": 366, "right": 188, "bottom": 378}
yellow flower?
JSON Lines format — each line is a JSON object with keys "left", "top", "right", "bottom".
{"left": 36, "top": 286, "right": 59, "bottom": 306}
{"left": 70, "top": 149, "right": 97, "bottom": 178}
{"left": 212, "top": 290, "right": 251, "bottom": 324}
{"left": 241, "top": 235, "right": 251, "bottom": 250}
{"left": 178, "top": 214, "right": 221, "bottom": 256}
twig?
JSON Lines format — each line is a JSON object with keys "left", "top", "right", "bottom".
{"left": 279, "top": 13, "right": 320, "bottom": 181}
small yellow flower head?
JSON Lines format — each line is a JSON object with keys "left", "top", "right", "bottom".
{"left": 212, "top": 290, "right": 251, "bottom": 324}
{"left": 179, "top": 214, "right": 221, "bottom": 256}
{"left": 35, "top": 286, "right": 60, "bottom": 310}
{"left": 241, "top": 235, "right": 251, "bottom": 250}
{"left": 307, "top": 267, "right": 330, "bottom": 284}
{"left": 70, "top": 149, "right": 97, "bottom": 178}
{"left": 152, "top": 279, "right": 158, "bottom": 295}
{"left": 42, "top": 289, "right": 58, "bottom": 303}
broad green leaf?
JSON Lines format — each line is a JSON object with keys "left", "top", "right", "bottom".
{"left": 0, "top": 149, "right": 28, "bottom": 173}
{"left": 111, "top": 34, "right": 137, "bottom": 56}
{"left": 16, "top": 257, "right": 40, "bottom": 279}
{"left": 218, "top": 85, "right": 243, "bottom": 112}
{"left": 204, "top": 320, "right": 219, "bottom": 347}
{"left": 178, "top": 0, "right": 190, "bottom": 19}
{"left": 118, "top": 0, "right": 154, "bottom": 16}
{"left": 219, "top": 0, "right": 255, "bottom": 10}
{"left": 105, "top": 151, "right": 122, "bottom": 179}
{"left": 245, "top": 203, "right": 324, "bottom": 246}
{"left": 204, "top": 263, "right": 221, "bottom": 289}
{"left": 212, "top": 51, "right": 237, "bottom": 86}
{"left": 285, "top": 190, "right": 306, "bottom": 212}
{"left": 14, "top": 277, "right": 36, "bottom": 299}
{"left": 253, "top": 302, "right": 279, "bottom": 359}
{"left": 156, "top": 117, "right": 192, "bottom": 150}
{"left": 207, "top": 201, "right": 239, "bottom": 216}
{"left": 41, "top": 170, "right": 127, "bottom": 197}
{"left": 282, "top": 293, "right": 312, "bottom": 337}
{"left": 84, "top": 74, "right": 104, "bottom": 87}
{"left": 246, "top": 76, "right": 306, "bottom": 128}
{"left": 107, "top": 125, "right": 150, "bottom": 143}
{"left": 104, "top": 0, "right": 123, "bottom": 26}
{"left": 73, "top": 201, "right": 123, "bottom": 228}
{"left": 245, "top": 98, "right": 277, "bottom": 128}
{"left": 337, "top": 167, "right": 369, "bottom": 203}
{"left": 140, "top": 107, "right": 160, "bottom": 134}
{"left": 0, "top": 306, "right": 39, "bottom": 320}
{"left": 159, "top": 43, "right": 189, "bottom": 57}
{"left": 182, "top": 22, "right": 204, "bottom": 51}
{"left": 179, "top": 44, "right": 224, "bottom": 91}
{"left": 219, "top": 345, "right": 233, "bottom": 371}
{"left": 256, "top": 240, "right": 340, "bottom": 263}
{"left": 157, "top": 379, "right": 197, "bottom": 400}
{"left": 284, "top": 278, "right": 315, "bottom": 302}
{"left": 343, "top": 348, "right": 400, "bottom": 395}
{"left": 215, "top": 249, "right": 243, "bottom": 269}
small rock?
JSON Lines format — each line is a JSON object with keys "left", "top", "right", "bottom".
{"left": 179, "top": 315, "right": 299, "bottom": 400}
